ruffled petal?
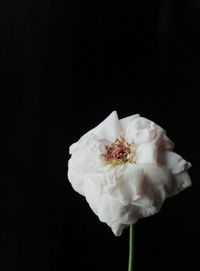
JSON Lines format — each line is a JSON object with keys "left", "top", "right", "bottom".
{"left": 130, "top": 117, "right": 153, "bottom": 130}
{"left": 109, "top": 197, "right": 141, "bottom": 235}
{"left": 135, "top": 143, "right": 158, "bottom": 164}
{"left": 133, "top": 165, "right": 174, "bottom": 212}
{"left": 68, "top": 134, "right": 106, "bottom": 196}
{"left": 69, "top": 133, "right": 105, "bottom": 171}
{"left": 160, "top": 150, "right": 191, "bottom": 174}
{"left": 120, "top": 114, "right": 140, "bottom": 131}
{"left": 109, "top": 164, "right": 144, "bottom": 205}
{"left": 83, "top": 175, "right": 126, "bottom": 236}
{"left": 160, "top": 134, "right": 175, "bottom": 150}
{"left": 168, "top": 171, "right": 192, "bottom": 197}
{"left": 84, "top": 167, "right": 143, "bottom": 236}
{"left": 98, "top": 194, "right": 116, "bottom": 227}
{"left": 68, "top": 160, "right": 86, "bottom": 196}
{"left": 125, "top": 117, "right": 164, "bottom": 144}
{"left": 70, "top": 133, "right": 109, "bottom": 155}
{"left": 89, "top": 111, "right": 122, "bottom": 142}
{"left": 83, "top": 175, "right": 102, "bottom": 215}
{"left": 131, "top": 128, "right": 157, "bottom": 144}
{"left": 109, "top": 165, "right": 175, "bottom": 235}
{"left": 109, "top": 222, "right": 126, "bottom": 236}
{"left": 86, "top": 165, "right": 121, "bottom": 192}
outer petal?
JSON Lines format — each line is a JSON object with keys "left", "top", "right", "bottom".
{"left": 120, "top": 114, "right": 140, "bottom": 131}
{"left": 83, "top": 166, "right": 143, "bottom": 236}
{"left": 68, "top": 134, "right": 106, "bottom": 196}
{"left": 83, "top": 174, "right": 127, "bottom": 235}
{"left": 83, "top": 174, "right": 102, "bottom": 215}
{"left": 132, "top": 165, "right": 174, "bottom": 212}
{"left": 68, "top": 160, "right": 86, "bottom": 196}
{"left": 169, "top": 171, "right": 192, "bottom": 197}
{"left": 70, "top": 133, "right": 109, "bottom": 157}
{"left": 160, "top": 150, "right": 191, "bottom": 174}
{"left": 109, "top": 164, "right": 144, "bottom": 205}
{"left": 160, "top": 134, "right": 175, "bottom": 150}
{"left": 109, "top": 197, "right": 141, "bottom": 235}
{"left": 88, "top": 111, "right": 122, "bottom": 142}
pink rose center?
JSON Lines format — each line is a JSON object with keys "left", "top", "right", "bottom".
{"left": 102, "top": 137, "right": 135, "bottom": 165}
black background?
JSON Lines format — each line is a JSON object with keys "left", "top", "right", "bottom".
{"left": 1, "top": 0, "right": 200, "bottom": 270}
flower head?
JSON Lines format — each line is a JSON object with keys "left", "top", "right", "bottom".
{"left": 68, "top": 111, "right": 192, "bottom": 236}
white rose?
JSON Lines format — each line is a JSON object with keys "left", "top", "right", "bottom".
{"left": 68, "top": 111, "right": 192, "bottom": 236}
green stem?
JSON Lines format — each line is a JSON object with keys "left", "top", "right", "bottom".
{"left": 128, "top": 224, "right": 134, "bottom": 271}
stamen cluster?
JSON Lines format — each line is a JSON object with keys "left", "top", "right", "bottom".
{"left": 102, "top": 137, "right": 135, "bottom": 166}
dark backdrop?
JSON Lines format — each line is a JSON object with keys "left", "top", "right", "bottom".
{"left": 1, "top": 0, "right": 199, "bottom": 270}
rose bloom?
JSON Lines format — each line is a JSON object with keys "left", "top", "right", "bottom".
{"left": 68, "top": 111, "right": 192, "bottom": 236}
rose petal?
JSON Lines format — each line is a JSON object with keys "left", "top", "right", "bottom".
{"left": 68, "top": 134, "right": 106, "bottom": 196}
{"left": 109, "top": 222, "right": 125, "bottom": 236}
{"left": 68, "top": 160, "right": 86, "bottom": 196}
{"left": 89, "top": 111, "right": 122, "bottom": 142}
{"left": 69, "top": 133, "right": 106, "bottom": 171}
{"left": 161, "top": 134, "right": 175, "bottom": 150}
{"left": 120, "top": 114, "right": 140, "bottom": 131}
{"left": 109, "top": 166, "right": 174, "bottom": 235}
{"left": 84, "top": 167, "right": 143, "bottom": 236}
{"left": 98, "top": 194, "right": 116, "bottom": 226}
{"left": 83, "top": 176, "right": 124, "bottom": 234}
{"left": 109, "top": 164, "right": 144, "bottom": 205}
{"left": 132, "top": 128, "right": 157, "bottom": 144}
{"left": 70, "top": 133, "right": 108, "bottom": 155}
{"left": 160, "top": 150, "right": 191, "bottom": 174}
{"left": 109, "top": 197, "right": 141, "bottom": 235}
{"left": 131, "top": 117, "right": 153, "bottom": 130}
{"left": 135, "top": 143, "right": 158, "bottom": 164}
{"left": 85, "top": 165, "right": 120, "bottom": 192}
{"left": 133, "top": 165, "right": 174, "bottom": 211}
{"left": 125, "top": 117, "right": 164, "bottom": 144}
{"left": 83, "top": 175, "right": 102, "bottom": 215}
{"left": 168, "top": 171, "right": 192, "bottom": 197}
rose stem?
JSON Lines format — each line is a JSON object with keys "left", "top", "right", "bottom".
{"left": 128, "top": 224, "right": 134, "bottom": 271}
